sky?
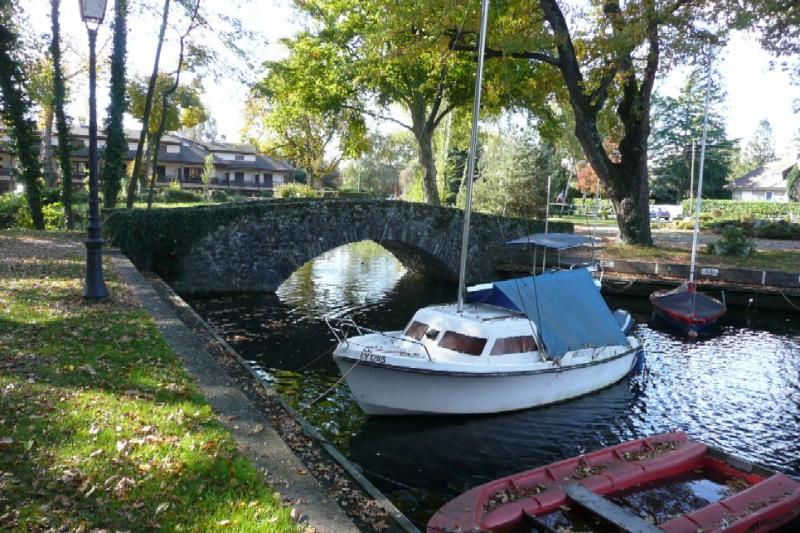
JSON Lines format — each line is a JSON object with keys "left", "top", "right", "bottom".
{"left": 23, "top": 0, "right": 800, "bottom": 154}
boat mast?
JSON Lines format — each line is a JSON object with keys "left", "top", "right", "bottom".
{"left": 456, "top": 0, "right": 490, "bottom": 313}
{"left": 689, "top": 58, "right": 712, "bottom": 289}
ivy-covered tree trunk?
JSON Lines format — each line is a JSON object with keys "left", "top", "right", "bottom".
{"left": 0, "top": 2, "right": 45, "bottom": 229}
{"left": 39, "top": 106, "right": 55, "bottom": 186}
{"left": 410, "top": 99, "right": 440, "bottom": 206}
{"left": 102, "top": 0, "right": 128, "bottom": 209}
{"left": 125, "top": 0, "right": 170, "bottom": 208}
{"left": 50, "top": 0, "right": 74, "bottom": 229}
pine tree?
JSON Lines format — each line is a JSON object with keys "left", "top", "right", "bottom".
{"left": 744, "top": 119, "right": 777, "bottom": 168}
{"left": 102, "top": 0, "right": 128, "bottom": 208}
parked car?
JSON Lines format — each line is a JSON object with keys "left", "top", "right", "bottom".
{"left": 650, "top": 207, "right": 671, "bottom": 221}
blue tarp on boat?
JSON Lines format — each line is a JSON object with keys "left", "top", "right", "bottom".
{"left": 465, "top": 269, "right": 628, "bottom": 359}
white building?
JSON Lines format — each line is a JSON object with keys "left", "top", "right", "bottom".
{"left": 727, "top": 154, "right": 798, "bottom": 202}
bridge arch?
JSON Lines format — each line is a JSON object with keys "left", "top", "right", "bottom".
{"left": 106, "top": 199, "right": 566, "bottom": 294}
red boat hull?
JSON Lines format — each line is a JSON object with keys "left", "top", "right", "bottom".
{"left": 427, "top": 432, "right": 800, "bottom": 533}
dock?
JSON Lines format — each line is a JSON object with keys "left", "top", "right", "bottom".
{"left": 496, "top": 258, "right": 800, "bottom": 313}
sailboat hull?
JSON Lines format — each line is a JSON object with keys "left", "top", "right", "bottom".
{"left": 334, "top": 348, "right": 640, "bottom": 416}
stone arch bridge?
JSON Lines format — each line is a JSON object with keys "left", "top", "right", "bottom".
{"left": 105, "top": 199, "right": 570, "bottom": 294}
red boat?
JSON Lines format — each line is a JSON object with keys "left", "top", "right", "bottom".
{"left": 427, "top": 432, "right": 800, "bottom": 533}
{"left": 650, "top": 282, "right": 727, "bottom": 334}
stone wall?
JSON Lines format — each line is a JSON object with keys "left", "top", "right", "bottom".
{"left": 106, "top": 199, "right": 571, "bottom": 294}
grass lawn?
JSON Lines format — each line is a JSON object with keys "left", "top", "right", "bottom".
{"left": 0, "top": 230, "right": 298, "bottom": 532}
{"left": 599, "top": 243, "right": 800, "bottom": 273}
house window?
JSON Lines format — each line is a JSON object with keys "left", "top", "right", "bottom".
{"left": 490, "top": 336, "right": 537, "bottom": 355}
{"left": 438, "top": 331, "right": 487, "bottom": 356}
{"left": 235, "top": 155, "right": 244, "bottom": 161}
{"left": 766, "top": 191, "right": 773, "bottom": 202}
{"left": 234, "top": 172, "right": 244, "bottom": 182}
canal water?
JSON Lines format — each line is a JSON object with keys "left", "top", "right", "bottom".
{"left": 184, "top": 241, "right": 800, "bottom": 526}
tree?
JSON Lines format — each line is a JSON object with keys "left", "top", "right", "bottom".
{"left": 0, "top": 0, "right": 44, "bottom": 229}
{"left": 265, "top": 1, "right": 503, "bottom": 205}
{"left": 448, "top": 0, "right": 724, "bottom": 244}
{"left": 470, "top": 126, "right": 569, "bottom": 218}
{"left": 125, "top": 0, "right": 171, "bottom": 208}
{"left": 787, "top": 164, "right": 799, "bottom": 202}
{"left": 649, "top": 67, "right": 735, "bottom": 202}
{"left": 27, "top": 54, "right": 57, "bottom": 187}
{"left": 743, "top": 118, "right": 777, "bottom": 169}
{"left": 49, "top": 0, "right": 75, "bottom": 228}
{"left": 102, "top": 0, "right": 128, "bottom": 209}
{"left": 200, "top": 152, "right": 214, "bottom": 198}
{"left": 728, "top": 0, "right": 800, "bottom": 108}
{"left": 146, "top": 0, "right": 202, "bottom": 208}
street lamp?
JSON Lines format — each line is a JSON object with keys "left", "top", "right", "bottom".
{"left": 80, "top": 0, "right": 109, "bottom": 300}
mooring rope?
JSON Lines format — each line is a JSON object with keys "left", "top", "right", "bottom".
{"left": 295, "top": 344, "right": 336, "bottom": 372}
{"left": 300, "top": 356, "right": 363, "bottom": 409}
{"left": 777, "top": 288, "right": 800, "bottom": 313}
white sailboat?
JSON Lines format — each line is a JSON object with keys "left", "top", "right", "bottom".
{"left": 326, "top": 0, "right": 643, "bottom": 416}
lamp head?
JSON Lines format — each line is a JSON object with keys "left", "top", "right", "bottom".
{"left": 78, "top": 0, "right": 107, "bottom": 25}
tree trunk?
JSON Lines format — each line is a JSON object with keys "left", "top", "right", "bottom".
{"left": 40, "top": 106, "right": 55, "bottom": 187}
{"left": 537, "top": 0, "right": 654, "bottom": 246}
{"left": 101, "top": 0, "right": 128, "bottom": 209}
{"left": 50, "top": 0, "right": 73, "bottom": 228}
{"left": 410, "top": 101, "right": 439, "bottom": 206}
{"left": 125, "top": 0, "right": 170, "bottom": 208}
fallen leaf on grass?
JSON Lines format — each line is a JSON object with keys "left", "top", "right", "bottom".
{"left": 0, "top": 437, "right": 13, "bottom": 446}
{"left": 216, "top": 519, "right": 231, "bottom": 526}
{"left": 155, "top": 502, "right": 170, "bottom": 515}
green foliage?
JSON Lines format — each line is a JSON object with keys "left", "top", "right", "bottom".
{"left": 681, "top": 199, "right": 800, "bottom": 219}
{"left": 743, "top": 119, "right": 777, "bottom": 168}
{"left": 208, "top": 189, "right": 228, "bottom": 202}
{"left": 0, "top": 193, "right": 28, "bottom": 229}
{"left": 157, "top": 188, "right": 204, "bottom": 204}
{"left": 128, "top": 74, "right": 207, "bottom": 136}
{"left": 50, "top": 0, "right": 75, "bottom": 228}
{"left": 102, "top": 0, "right": 128, "bottom": 209}
{"left": 274, "top": 183, "right": 318, "bottom": 198}
{"left": 442, "top": 148, "right": 468, "bottom": 206}
{"left": 340, "top": 131, "right": 411, "bottom": 196}
{"left": 649, "top": 69, "right": 737, "bottom": 202}
{"left": 706, "top": 227, "right": 754, "bottom": 257}
{"left": 786, "top": 164, "right": 800, "bottom": 201}
{"left": 0, "top": 2, "right": 44, "bottom": 229}
{"left": 470, "top": 129, "right": 569, "bottom": 219}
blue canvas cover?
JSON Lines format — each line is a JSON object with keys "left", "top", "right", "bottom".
{"left": 465, "top": 269, "right": 628, "bottom": 359}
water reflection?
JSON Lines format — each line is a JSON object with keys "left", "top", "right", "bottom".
{"left": 184, "top": 240, "right": 800, "bottom": 523}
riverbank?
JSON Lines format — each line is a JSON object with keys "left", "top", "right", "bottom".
{"left": 0, "top": 230, "right": 300, "bottom": 531}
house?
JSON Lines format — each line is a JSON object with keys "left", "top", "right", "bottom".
{"left": 0, "top": 126, "right": 295, "bottom": 195}
{"left": 727, "top": 154, "right": 798, "bottom": 202}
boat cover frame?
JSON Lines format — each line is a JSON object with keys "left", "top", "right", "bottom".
{"left": 505, "top": 232, "right": 598, "bottom": 250}
{"left": 465, "top": 269, "right": 628, "bottom": 359}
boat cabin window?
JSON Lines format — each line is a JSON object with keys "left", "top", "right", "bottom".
{"left": 425, "top": 328, "right": 440, "bottom": 340}
{"left": 404, "top": 320, "right": 429, "bottom": 340}
{"left": 438, "top": 332, "right": 487, "bottom": 356}
{"left": 490, "top": 335, "right": 537, "bottom": 355}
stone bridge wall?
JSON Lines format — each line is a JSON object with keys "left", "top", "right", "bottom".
{"left": 105, "top": 199, "right": 571, "bottom": 294}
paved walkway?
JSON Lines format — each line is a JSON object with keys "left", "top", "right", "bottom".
{"left": 575, "top": 225, "right": 800, "bottom": 252}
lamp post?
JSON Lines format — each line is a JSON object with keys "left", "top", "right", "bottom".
{"left": 80, "top": 0, "right": 109, "bottom": 300}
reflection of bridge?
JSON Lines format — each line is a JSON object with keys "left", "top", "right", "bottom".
{"left": 106, "top": 199, "right": 570, "bottom": 294}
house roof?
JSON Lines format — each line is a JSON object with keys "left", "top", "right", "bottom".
{"left": 728, "top": 154, "right": 799, "bottom": 191}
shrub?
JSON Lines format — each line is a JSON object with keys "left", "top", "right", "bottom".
{"left": 208, "top": 189, "right": 228, "bottom": 202}
{"left": 0, "top": 193, "right": 29, "bottom": 229}
{"left": 707, "top": 227, "right": 754, "bottom": 257}
{"left": 682, "top": 199, "right": 800, "bottom": 219}
{"left": 157, "top": 188, "right": 203, "bottom": 204}
{"left": 753, "top": 220, "right": 800, "bottom": 240}
{"left": 275, "top": 183, "right": 318, "bottom": 198}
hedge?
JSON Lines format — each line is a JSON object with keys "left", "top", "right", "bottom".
{"left": 681, "top": 199, "right": 800, "bottom": 219}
